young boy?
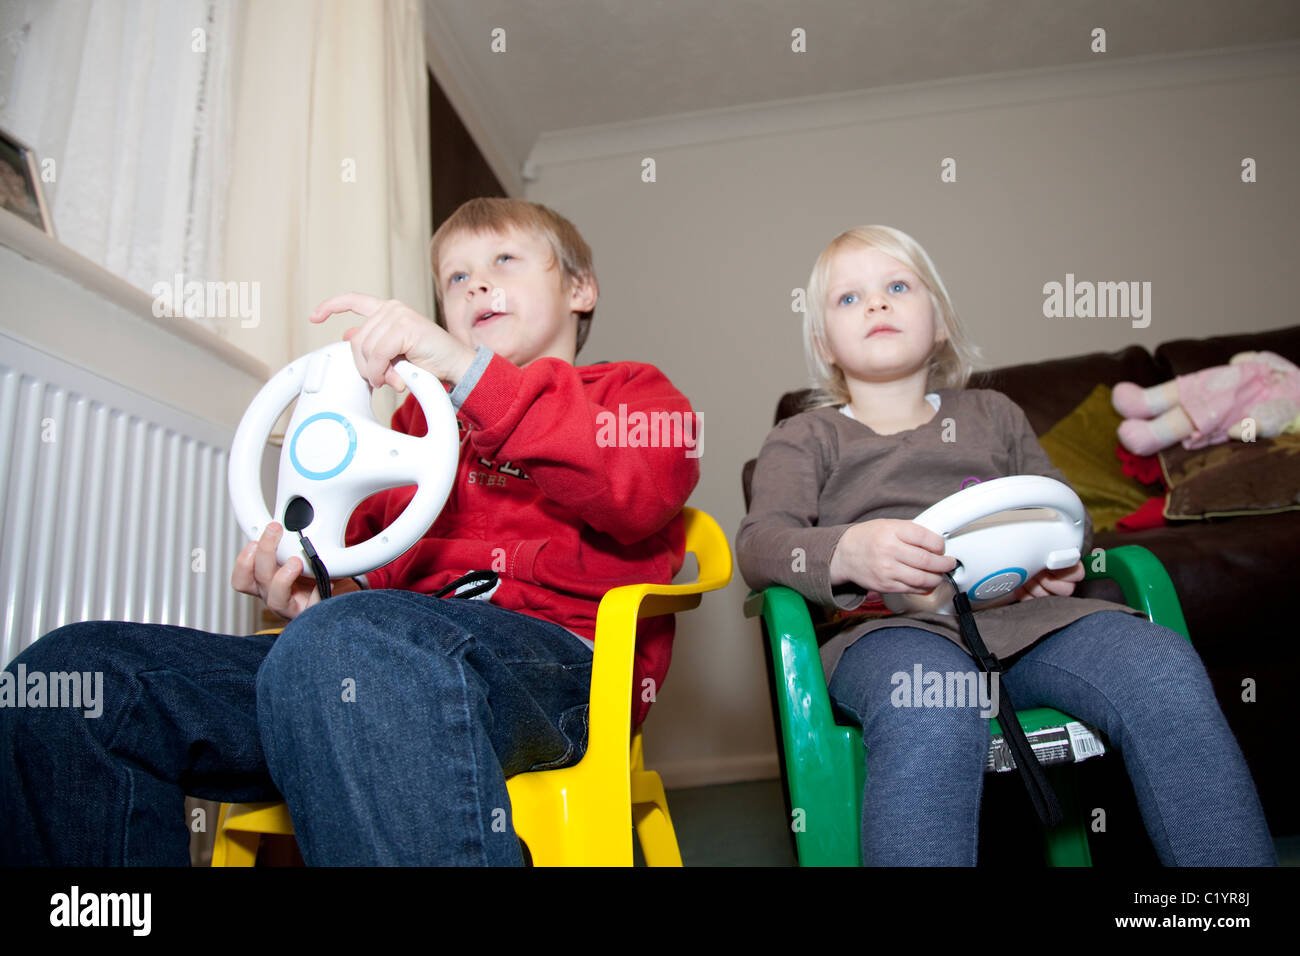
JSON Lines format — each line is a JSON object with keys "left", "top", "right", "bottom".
{"left": 0, "top": 198, "right": 700, "bottom": 866}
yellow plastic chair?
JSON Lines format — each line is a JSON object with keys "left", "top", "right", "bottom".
{"left": 211, "top": 506, "right": 732, "bottom": 867}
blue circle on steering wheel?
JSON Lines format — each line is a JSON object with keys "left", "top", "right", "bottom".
{"left": 290, "top": 412, "right": 357, "bottom": 480}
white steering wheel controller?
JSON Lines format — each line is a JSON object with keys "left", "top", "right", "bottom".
{"left": 228, "top": 340, "right": 459, "bottom": 580}
{"left": 881, "top": 475, "right": 1086, "bottom": 616}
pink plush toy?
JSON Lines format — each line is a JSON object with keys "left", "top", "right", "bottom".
{"left": 1112, "top": 350, "right": 1300, "bottom": 456}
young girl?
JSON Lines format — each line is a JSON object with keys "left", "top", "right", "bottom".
{"left": 736, "top": 225, "right": 1274, "bottom": 866}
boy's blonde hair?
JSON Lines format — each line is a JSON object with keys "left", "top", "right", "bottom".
{"left": 429, "top": 197, "right": 597, "bottom": 353}
{"left": 802, "top": 225, "right": 981, "bottom": 409}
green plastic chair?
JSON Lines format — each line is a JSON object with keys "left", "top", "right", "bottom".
{"left": 743, "top": 545, "right": 1191, "bottom": 867}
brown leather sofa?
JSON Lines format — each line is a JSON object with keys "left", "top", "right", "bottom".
{"left": 743, "top": 322, "right": 1300, "bottom": 841}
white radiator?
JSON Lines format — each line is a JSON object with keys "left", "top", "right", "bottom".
{"left": 0, "top": 332, "right": 258, "bottom": 666}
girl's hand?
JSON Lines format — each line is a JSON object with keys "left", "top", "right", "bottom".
{"left": 309, "top": 293, "right": 477, "bottom": 391}
{"left": 1014, "top": 560, "right": 1085, "bottom": 602}
{"left": 829, "top": 519, "right": 957, "bottom": 595}
{"left": 230, "top": 523, "right": 360, "bottom": 621}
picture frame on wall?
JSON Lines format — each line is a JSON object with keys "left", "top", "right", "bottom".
{"left": 0, "top": 126, "right": 55, "bottom": 238}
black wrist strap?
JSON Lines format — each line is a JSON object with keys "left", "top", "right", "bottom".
{"left": 950, "top": 580, "right": 1063, "bottom": 828}
{"left": 289, "top": 542, "right": 497, "bottom": 604}
{"left": 295, "top": 532, "right": 332, "bottom": 601}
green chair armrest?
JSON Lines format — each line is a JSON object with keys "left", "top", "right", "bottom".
{"left": 1082, "top": 544, "right": 1190, "bottom": 642}
{"left": 745, "top": 586, "right": 863, "bottom": 865}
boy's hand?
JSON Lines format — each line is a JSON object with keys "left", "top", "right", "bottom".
{"left": 309, "top": 293, "right": 477, "bottom": 391}
{"left": 1014, "top": 560, "right": 1084, "bottom": 602}
{"left": 829, "top": 519, "right": 957, "bottom": 595}
{"left": 231, "top": 522, "right": 360, "bottom": 621}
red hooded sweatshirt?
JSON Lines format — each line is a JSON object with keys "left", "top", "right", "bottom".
{"left": 344, "top": 349, "right": 701, "bottom": 727}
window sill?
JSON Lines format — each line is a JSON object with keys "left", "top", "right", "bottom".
{"left": 0, "top": 208, "right": 269, "bottom": 382}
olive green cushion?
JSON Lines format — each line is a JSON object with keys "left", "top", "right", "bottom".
{"left": 1037, "top": 384, "right": 1154, "bottom": 533}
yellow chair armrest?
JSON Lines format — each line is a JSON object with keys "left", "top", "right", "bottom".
{"left": 584, "top": 507, "right": 733, "bottom": 771}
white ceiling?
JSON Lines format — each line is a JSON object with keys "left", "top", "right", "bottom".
{"left": 423, "top": 0, "right": 1300, "bottom": 193}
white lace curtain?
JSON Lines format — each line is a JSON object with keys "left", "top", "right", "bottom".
{"left": 0, "top": 0, "right": 433, "bottom": 402}
{"left": 0, "top": 0, "right": 236, "bottom": 334}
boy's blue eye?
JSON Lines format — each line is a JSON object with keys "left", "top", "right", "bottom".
{"left": 447, "top": 254, "right": 512, "bottom": 286}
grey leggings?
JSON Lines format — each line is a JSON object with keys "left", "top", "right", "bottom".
{"left": 827, "top": 611, "right": 1275, "bottom": 866}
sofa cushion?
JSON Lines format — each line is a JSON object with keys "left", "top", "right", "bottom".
{"left": 1159, "top": 433, "right": 1300, "bottom": 519}
{"left": 776, "top": 389, "right": 814, "bottom": 423}
{"left": 1085, "top": 514, "right": 1300, "bottom": 662}
{"left": 1154, "top": 323, "right": 1300, "bottom": 377}
{"left": 969, "top": 345, "right": 1166, "bottom": 436}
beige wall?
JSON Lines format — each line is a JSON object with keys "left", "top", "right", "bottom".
{"left": 525, "top": 46, "right": 1300, "bottom": 787}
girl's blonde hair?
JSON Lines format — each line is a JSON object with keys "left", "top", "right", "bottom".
{"left": 802, "top": 225, "right": 981, "bottom": 409}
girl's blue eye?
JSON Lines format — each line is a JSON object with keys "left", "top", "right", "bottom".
{"left": 889, "top": 280, "right": 908, "bottom": 293}
{"left": 839, "top": 293, "right": 858, "bottom": 306}
{"left": 449, "top": 273, "right": 465, "bottom": 285}
{"left": 497, "top": 253, "right": 514, "bottom": 263}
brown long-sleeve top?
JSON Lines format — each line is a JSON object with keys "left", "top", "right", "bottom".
{"left": 736, "top": 388, "right": 1142, "bottom": 684}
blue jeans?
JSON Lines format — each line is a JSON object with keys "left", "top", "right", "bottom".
{"left": 0, "top": 589, "right": 594, "bottom": 865}
{"left": 827, "top": 610, "right": 1275, "bottom": 866}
